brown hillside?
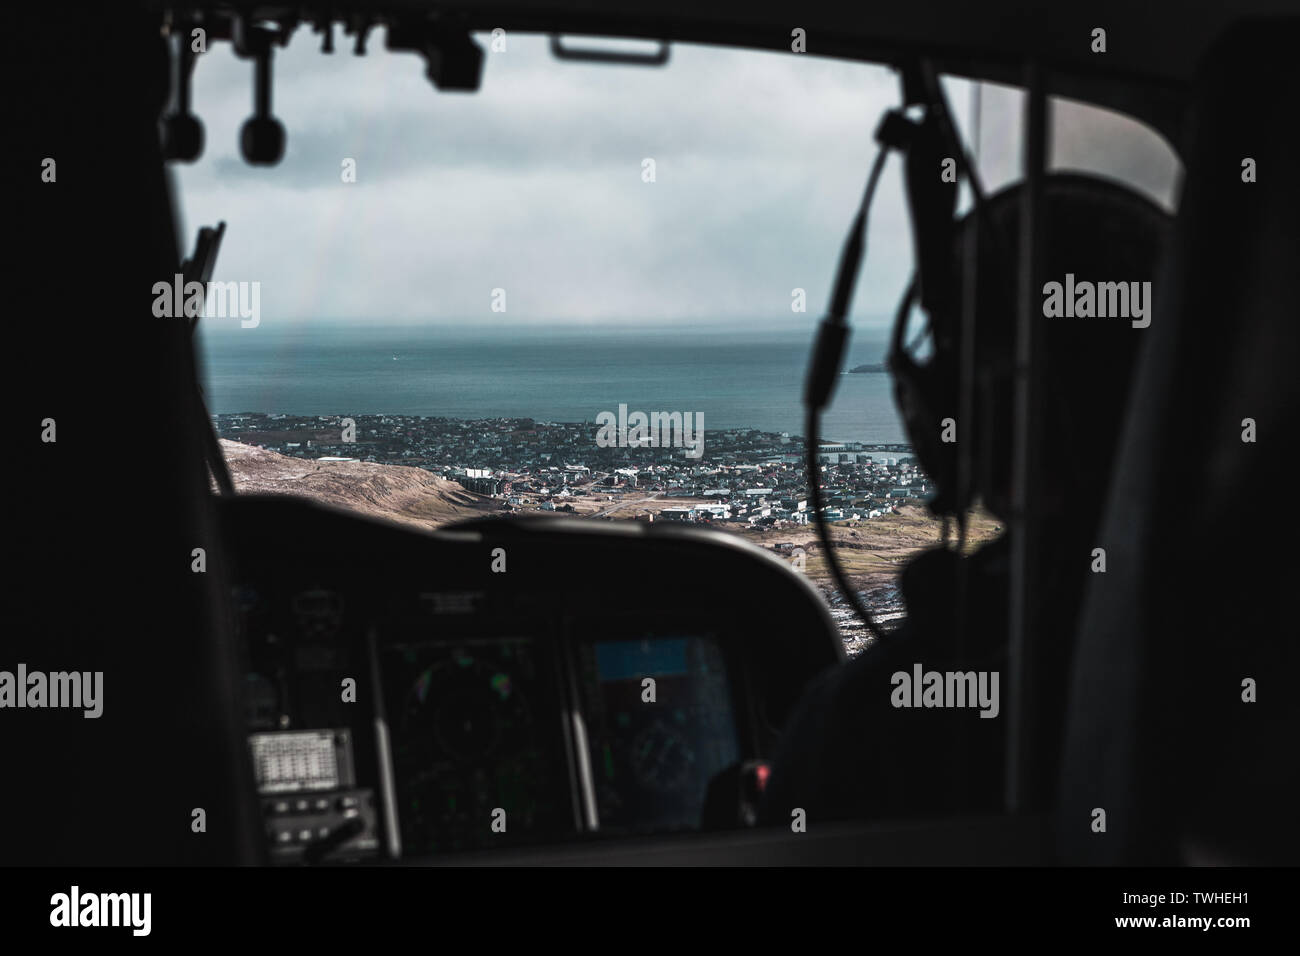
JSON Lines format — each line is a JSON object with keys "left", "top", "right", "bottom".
{"left": 219, "top": 439, "right": 492, "bottom": 529}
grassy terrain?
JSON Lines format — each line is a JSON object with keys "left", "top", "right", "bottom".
{"left": 738, "top": 505, "right": 1003, "bottom": 588}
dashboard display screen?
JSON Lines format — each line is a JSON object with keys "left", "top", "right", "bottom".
{"left": 249, "top": 730, "right": 343, "bottom": 793}
{"left": 378, "top": 637, "right": 570, "bottom": 854}
{"left": 578, "top": 635, "right": 740, "bottom": 832}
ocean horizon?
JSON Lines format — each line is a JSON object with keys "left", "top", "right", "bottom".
{"left": 198, "top": 322, "right": 907, "bottom": 446}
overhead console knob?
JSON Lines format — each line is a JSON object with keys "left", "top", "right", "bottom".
{"left": 162, "top": 111, "right": 205, "bottom": 163}
{"left": 232, "top": 19, "right": 286, "bottom": 166}
{"left": 240, "top": 114, "right": 285, "bottom": 166}
{"left": 160, "top": 23, "right": 204, "bottom": 162}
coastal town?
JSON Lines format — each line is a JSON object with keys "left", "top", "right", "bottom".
{"left": 213, "top": 412, "right": 928, "bottom": 527}
{"left": 213, "top": 412, "right": 997, "bottom": 649}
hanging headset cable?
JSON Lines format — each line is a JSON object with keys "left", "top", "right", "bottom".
{"left": 803, "top": 117, "right": 908, "bottom": 643}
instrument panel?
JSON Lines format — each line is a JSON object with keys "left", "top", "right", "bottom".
{"left": 376, "top": 634, "right": 572, "bottom": 854}
{"left": 220, "top": 497, "right": 841, "bottom": 863}
{"left": 575, "top": 633, "right": 741, "bottom": 833}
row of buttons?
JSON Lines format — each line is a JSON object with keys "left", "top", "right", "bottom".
{"left": 265, "top": 794, "right": 363, "bottom": 816}
{"left": 272, "top": 825, "right": 333, "bottom": 845}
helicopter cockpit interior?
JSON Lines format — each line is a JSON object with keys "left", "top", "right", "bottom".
{"left": 9, "top": 1, "right": 1297, "bottom": 886}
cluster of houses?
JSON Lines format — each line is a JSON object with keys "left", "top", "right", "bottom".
{"left": 654, "top": 480, "right": 921, "bottom": 529}
{"left": 213, "top": 413, "right": 929, "bottom": 527}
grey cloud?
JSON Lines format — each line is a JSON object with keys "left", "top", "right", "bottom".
{"left": 175, "top": 32, "right": 916, "bottom": 326}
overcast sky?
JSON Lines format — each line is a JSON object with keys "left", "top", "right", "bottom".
{"left": 173, "top": 29, "right": 1179, "bottom": 331}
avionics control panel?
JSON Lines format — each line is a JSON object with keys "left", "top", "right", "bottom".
{"left": 374, "top": 634, "right": 573, "bottom": 855}
{"left": 248, "top": 729, "right": 380, "bottom": 864}
{"left": 575, "top": 634, "right": 741, "bottom": 833}
{"left": 222, "top": 497, "right": 841, "bottom": 863}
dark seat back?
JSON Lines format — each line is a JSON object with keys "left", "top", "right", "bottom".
{"left": 1057, "top": 18, "right": 1300, "bottom": 864}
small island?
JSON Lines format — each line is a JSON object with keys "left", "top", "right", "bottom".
{"left": 848, "top": 363, "right": 888, "bottom": 373}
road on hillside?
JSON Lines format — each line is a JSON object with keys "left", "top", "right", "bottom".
{"left": 592, "top": 493, "right": 662, "bottom": 518}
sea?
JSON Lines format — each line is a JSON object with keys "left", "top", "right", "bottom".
{"left": 197, "top": 322, "right": 908, "bottom": 447}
